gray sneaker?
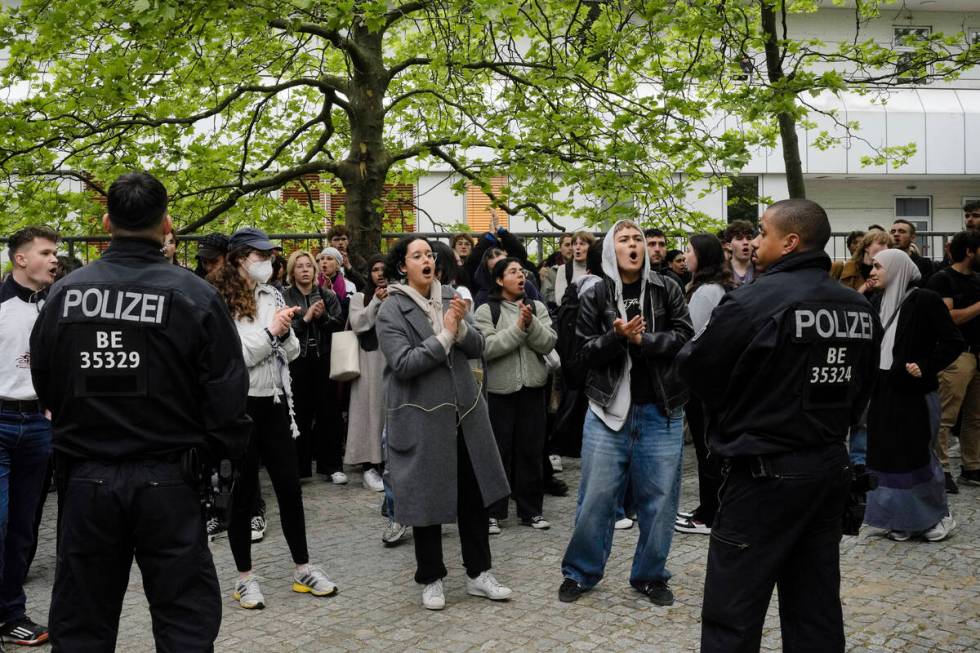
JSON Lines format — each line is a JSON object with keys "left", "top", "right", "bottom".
{"left": 292, "top": 565, "right": 338, "bottom": 597}
{"left": 234, "top": 576, "right": 265, "bottom": 609}
{"left": 382, "top": 520, "right": 408, "bottom": 546}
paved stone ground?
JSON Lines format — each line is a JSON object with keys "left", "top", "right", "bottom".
{"left": 24, "top": 445, "right": 980, "bottom": 652}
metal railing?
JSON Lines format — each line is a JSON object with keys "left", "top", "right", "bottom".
{"left": 53, "top": 230, "right": 960, "bottom": 267}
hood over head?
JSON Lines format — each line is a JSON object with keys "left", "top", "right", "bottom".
{"left": 601, "top": 219, "right": 650, "bottom": 320}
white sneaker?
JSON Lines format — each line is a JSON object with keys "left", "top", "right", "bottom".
{"left": 549, "top": 454, "right": 563, "bottom": 472}
{"left": 234, "top": 575, "right": 265, "bottom": 609}
{"left": 923, "top": 515, "right": 956, "bottom": 542}
{"left": 888, "top": 530, "right": 911, "bottom": 542}
{"left": 466, "top": 571, "right": 512, "bottom": 601}
{"left": 292, "top": 564, "right": 339, "bottom": 597}
{"left": 422, "top": 579, "right": 445, "bottom": 610}
{"left": 521, "top": 516, "right": 551, "bottom": 530}
{"left": 330, "top": 471, "right": 348, "bottom": 485}
{"left": 614, "top": 517, "right": 634, "bottom": 530}
{"left": 488, "top": 518, "right": 501, "bottom": 535}
{"left": 362, "top": 468, "right": 384, "bottom": 492}
{"left": 250, "top": 515, "right": 266, "bottom": 543}
{"left": 674, "top": 516, "right": 711, "bottom": 535}
{"left": 382, "top": 519, "right": 408, "bottom": 546}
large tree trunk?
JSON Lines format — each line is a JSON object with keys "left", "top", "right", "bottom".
{"left": 760, "top": 0, "right": 806, "bottom": 199}
{"left": 338, "top": 24, "right": 389, "bottom": 261}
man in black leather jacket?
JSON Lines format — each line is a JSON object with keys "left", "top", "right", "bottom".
{"left": 558, "top": 220, "right": 693, "bottom": 607}
{"left": 678, "top": 199, "right": 880, "bottom": 653}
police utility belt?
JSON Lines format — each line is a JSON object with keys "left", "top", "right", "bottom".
{"left": 725, "top": 442, "right": 846, "bottom": 480}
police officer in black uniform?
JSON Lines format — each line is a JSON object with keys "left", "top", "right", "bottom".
{"left": 30, "top": 172, "right": 250, "bottom": 652}
{"left": 678, "top": 199, "right": 881, "bottom": 653}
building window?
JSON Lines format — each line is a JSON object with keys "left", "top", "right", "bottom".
{"left": 969, "top": 29, "right": 980, "bottom": 46}
{"left": 894, "top": 26, "right": 932, "bottom": 84}
{"left": 466, "top": 177, "right": 509, "bottom": 232}
{"left": 895, "top": 196, "right": 931, "bottom": 233}
{"left": 726, "top": 176, "right": 759, "bottom": 223}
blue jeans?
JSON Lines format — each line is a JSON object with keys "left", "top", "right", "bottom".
{"left": 0, "top": 407, "right": 52, "bottom": 622}
{"left": 561, "top": 403, "right": 684, "bottom": 590}
{"left": 848, "top": 403, "right": 869, "bottom": 466}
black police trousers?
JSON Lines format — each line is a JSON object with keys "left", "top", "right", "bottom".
{"left": 701, "top": 443, "right": 851, "bottom": 653}
{"left": 50, "top": 459, "right": 220, "bottom": 653}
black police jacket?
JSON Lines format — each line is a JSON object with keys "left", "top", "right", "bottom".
{"left": 577, "top": 270, "right": 694, "bottom": 413}
{"left": 30, "top": 237, "right": 251, "bottom": 461}
{"left": 678, "top": 250, "right": 881, "bottom": 457}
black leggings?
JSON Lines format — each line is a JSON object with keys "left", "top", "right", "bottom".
{"left": 229, "top": 396, "right": 309, "bottom": 572}
{"left": 290, "top": 355, "right": 344, "bottom": 476}
{"left": 412, "top": 431, "right": 491, "bottom": 584}
{"left": 488, "top": 386, "right": 546, "bottom": 520}
{"left": 687, "top": 397, "right": 722, "bottom": 526}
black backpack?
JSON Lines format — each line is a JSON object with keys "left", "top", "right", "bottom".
{"left": 487, "top": 296, "right": 537, "bottom": 327}
{"left": 554, "top": 277, "right": 614, "bottom": 390}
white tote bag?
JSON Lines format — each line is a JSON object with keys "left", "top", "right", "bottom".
{"left": 329, "top": 326, "right": 360, "bottom": 381}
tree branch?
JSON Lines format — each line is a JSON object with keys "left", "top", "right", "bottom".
{"left": 386, "top": 56, "right": 432, "bottom": 81}
{"left": 177, "top": 160, "right": 339, "bottom": 234}
{"left": 268, "top": 18, "right": 368, "bottom": 71}
{"left": 385, "top": 1, "right": 430, "bottom": 29}
{"left": 429, "top": 146, "right": 565, "bottom": 230}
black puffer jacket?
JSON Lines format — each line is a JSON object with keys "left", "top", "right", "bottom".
{"left": 576, "top": 270, "right": 694, "bottom": 413}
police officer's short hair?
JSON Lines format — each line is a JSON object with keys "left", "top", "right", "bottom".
{"left": 949, "top": 230, "right": 980, "bottom": 262}
{"left": 107, "top": 172, "right": 168, "bottom": 231}
{"left": 8, "top": 225, "right": 59, "bottom": 260}
{"left": 767, "top": 199, "right": 831, "bottom": 251}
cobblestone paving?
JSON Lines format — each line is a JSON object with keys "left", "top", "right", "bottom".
{"left": 24, "top": 444, "right": 980, "bottom": 652}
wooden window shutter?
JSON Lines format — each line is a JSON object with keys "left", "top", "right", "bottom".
{"left": 328, "top": 183, "right": 416, "bottom": 233}
{"left": 466, "top": 177, "right": 509, "bottom": 232}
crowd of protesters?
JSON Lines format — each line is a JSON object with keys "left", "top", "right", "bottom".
{"left": 1, "top": 171, "right": 978, "bottom": 649}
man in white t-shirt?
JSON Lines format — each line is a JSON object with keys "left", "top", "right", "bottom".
{"left": 0, "top": 226, "right": 58, "bottom": 646}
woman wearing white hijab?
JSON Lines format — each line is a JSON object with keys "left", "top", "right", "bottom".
{"left": 863, "top": 249, "right": 964, "bottom": 542}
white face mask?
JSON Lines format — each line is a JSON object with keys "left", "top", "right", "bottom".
{"left": 247, "top": 259, "right": 273, "bottom": 284}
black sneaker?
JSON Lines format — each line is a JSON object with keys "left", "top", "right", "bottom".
{"left": 636, "top": 580, "right": 674, "bottom": 606}
{"left": 558, "top": 578, "right": 586, "bottom": 603}
{"left": 945, "top": 472, "right": 960, "bottom": 494}
{"left": 958, "top": 469, "right": 980, "bottom": 487}
{"left": 545, "top": 477, "right": 569, "bottom": 497}
{"left": 0, "top": 616, "right": 49, "bottom": 645}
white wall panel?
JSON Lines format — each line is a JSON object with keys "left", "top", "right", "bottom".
{"left": 920, "top": 89, "right": 966, "bottom": 174}
{"left": 885, "top": 92, "right": 926, "bottom": 174}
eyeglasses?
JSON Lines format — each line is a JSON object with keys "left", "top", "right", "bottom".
{"left": 966, "top": 212, "right": 980, "bottom": 218}
{"left": 407, "top": 252, "right": 437, "bottom": 262}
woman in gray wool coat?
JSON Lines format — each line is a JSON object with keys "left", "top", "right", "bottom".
{"left": 376, "top": 235, "right": 513, "bottom": 611}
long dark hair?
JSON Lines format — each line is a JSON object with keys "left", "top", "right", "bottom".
{"left": 364, "top": 254, "right": 387, "bottom": 296}
{"left": 431, "top": 240, "right": 460, "bottom": 286}
{"left": 209, "top": 247, "right": 257, "bottom": 320}
{"left": 687, "top": 234, "right": 734, "bottom": 299}
{"left": 384, "top": 235, "right": 429, "bottom": 282}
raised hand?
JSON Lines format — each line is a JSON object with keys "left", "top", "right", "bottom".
{"left": 270, "top": 306, "right": 298, "bottom": 336}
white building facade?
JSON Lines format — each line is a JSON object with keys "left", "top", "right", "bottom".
{"left": 410, "top": 2, "right": 980, "bottom": 238}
